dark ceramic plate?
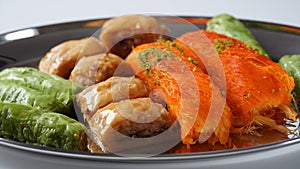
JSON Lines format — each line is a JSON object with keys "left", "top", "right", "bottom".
{"left": 0, "top": 16, "right": 300, "bottom": 169}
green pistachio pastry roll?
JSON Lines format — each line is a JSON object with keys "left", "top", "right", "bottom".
{"left": 279, "top": 55, "right": 300, "bottom": 99}
{"left": 207, "top": 13, "right": 269, "bottom": 58}
{"left": 0, "top": 102, "right": 87, "bottom": 151}
{"left": 0, "top": 67, "right": 84, "bottom": 116}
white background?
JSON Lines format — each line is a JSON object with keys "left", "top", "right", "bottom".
{"left": 0, "top": 0, "right": 300, "bottom": 34}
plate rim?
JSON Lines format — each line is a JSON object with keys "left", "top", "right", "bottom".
{"left": 0, "top": 15, "right": 300, "bottom": 44}
{"left": 1, "top": 136, "right": 300, "bottom": 162}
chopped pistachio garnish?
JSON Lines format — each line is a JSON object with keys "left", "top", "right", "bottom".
{"left": 221, "top": 90, "right": 226, "bottom": 97}
{"left": 153, "top": 81, "right": 160, "bottom": 86}
{"left": 224, "top": 106, "right": 231, "bottom": 111}
{"left": 246, "top": 93, "right": 252, "bottom": 98}
{"left": 157, "top": 39, "right": 185, "bottom": 53}
{"left": 138, "top": 47, "right": 176, "bottom": 69}
{"left": 157, "top": 38, "right": 165, "bottom": 44}
{"left": 193, "top": 101, "right": 198, "bottom": 107}
{"left": 213, "top": 38, "right": 233, "bottom": 54}
{"left": 272, "top": 88, "right": 278, "bottom": 94}
{"left": 187, "top": 57, "right": 199, "bottom": 65}
{"left": 143, "top": 69, "right": 153, "bottom": 76}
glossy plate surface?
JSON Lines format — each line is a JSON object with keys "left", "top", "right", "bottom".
{"left": 0, "top": 16, "right": 300, "bottom": 169}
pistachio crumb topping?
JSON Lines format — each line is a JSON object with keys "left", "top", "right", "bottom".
{"left": 213, "top": 38, "right": 233, "bottom": 54}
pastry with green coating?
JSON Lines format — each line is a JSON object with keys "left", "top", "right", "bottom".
{"left": 0, "top": 67, "right": 84, "bottom": 117}
{"left": 279, "top": 55, "right": 300, "bottom": 99}
{"left": 0, "top": 102, "right": 87, "bottom": 151}
{"left": 207, "top": 13, "right": 269, "bottom": 58}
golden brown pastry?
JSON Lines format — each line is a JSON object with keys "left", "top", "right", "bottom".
{"left": 100, "top": 14, "right": 169, "bottom": 58}
{"left": 88, "top": 98, "right": 176, "bottom": 153}
{"left": 76, "top": 76, "right": 149, "bottom": 119}
{"left": 39, "top": 37, "right": 106, "bottom": 78}
{"left": 69, "top": 53, "right": 123, "bottom": 86}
